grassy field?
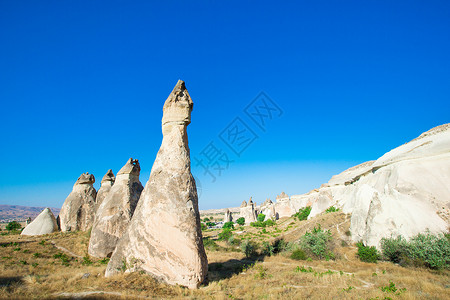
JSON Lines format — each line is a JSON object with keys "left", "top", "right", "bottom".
{"left": 1, "top": 212, "right": 449, "bottom": 299}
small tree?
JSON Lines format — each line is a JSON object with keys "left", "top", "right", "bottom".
{"left": 257, "top": 213, "right": 266, "bottom": 222}
{"left": 223, "top": 221, "right": 234, "bottom": 230}
{"left": 241, "top": 239, "right": 257, "bottom": 258}
{"left": 203, "top": 217, "right": 210, "bottom": 222}
{"left": 6, "top": 221, "right": 21, "bottom": 231}
{"left": 236, "top": 217, "right": 245, "bottom": 226}
{"left": 293, "top": 207, "right": 312, "bottom": 221}
{"left": 218, "top": 228, "right": 233, "bottom": 241}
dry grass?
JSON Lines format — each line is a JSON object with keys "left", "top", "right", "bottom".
{"left": 1, "top": 214, "right": 449, "bottom": 299}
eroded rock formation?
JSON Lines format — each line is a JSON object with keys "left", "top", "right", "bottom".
{"left": 240, "top": 197, "right": 258, "bottom": 224}
{"left": 223, "top": 208, "right": 233, "bottom": 223}
{"left": 59, "top": 173, "right": 97, "bottom": 231}
{"left": 105, "top": 80, "right": 207, "bottom": 289}
{"left": 21, "top": 208, "right": 58, "bottom": 236}
{"left": 95, "top": 169, "right": 115, "bottom": 210}
{"left": 88, "top": 159, "right": 143, "bottom": 258}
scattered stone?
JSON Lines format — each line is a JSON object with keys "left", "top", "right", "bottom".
{"left": 59, "top": 173, "right": 97, "bottom": 232}
{"left": 88, "top": 159, "right": 143, "bottom": 258}
{"left": 21, "top": 208, "right": 58, "bottom": 236}
{"left": 105, "top": 80, "right": 208, "bottom": 289}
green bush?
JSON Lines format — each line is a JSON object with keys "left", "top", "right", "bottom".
{"left": 241, "top": 239, "right": 257, "bottom": 258}
{"left": 236, "top": 217, "right": 245, "bottom": 226}
{"left": 325, "top": 206, "right": 339, "bottom": 213}
{"left": 203, "top": 237, "right": 220, "bottom": 251}
{"left": 293, "top": 207, "right": 311, "bottom": 221}
{"left": 265, "top": 219, "right": 275, "bottom": 227}
{"left": 290, "top": 248, "right": 307, "bottom": 260}
{"left": 380, "top": 235, "right": 407, "bottom": 263}
{"left": 381, "top": 232, "right": 450, "bottom": 270}
{"left": 6, "top": 221, "right": 21, "bottom": 231}
{"left": 203, "top": 217, "right": 210, "bottom": 222}
{"left": 257, "top": 213, "right": 266, "bottom": 222}
{"left": 201, "top": 223, "right": 207, "bottom": 231}
{"left": 262, "top": 241, "right": 275, "bottom": 256}
{"left": 223, "top": 221, "right": 234, "bottom": 230}
{"left": 218, "top": 228, "right": 233, "bottom": 241}
{"left": 356, "top": 242, "right": 379, "bottom": 263}
{"left": 250, "top": 221, "right": 266, "bottom": 228}
{"left": 206, "top": 222, "right": 216, "bottom": 227}
{"left": 300, "top": 225, "right": 332, "bottom": 259}
{"left": 272, "top": 238, "right": 294, "bottom": 253}
{"left": 404, "top": 232, "right": 450, "bottom": 269}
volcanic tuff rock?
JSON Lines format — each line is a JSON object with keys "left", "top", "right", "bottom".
{"left": 239, "top": 197, "right": 257, "bottom": 224}
{"left": 21, "top": 208, "right": 58, "bottom": 236}
{"left": 240, "top": 200, "right": 247, "bottom": 208}
{"left": 105, "top": 80, "right": 208, "bottom": 289}
{"left": 223, "top": 209, "right": 233, "bottom": 223}
{"left": 88, "top": 159, "right": 143, "bottom": 258}
{"left": 289, "top": 123, "right": 450, "bottom": 247}
{"left": 59, "top": 173, "right": 97, "bottom": 232}
{"left": 95, "top": 169, "right": 115, "bottom": 210}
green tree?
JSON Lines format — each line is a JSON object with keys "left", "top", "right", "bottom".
{"left": 236, "top": 217, "right": 245, "bottom": 226}
{"left": 257, "top": 213, "right": 266, "bottom": 222}
{"left": 6, "top": 221, "right": 21, "bottom": 231}
{"left": 218, "top": 228, "right": 233, "bottom": 241}
{"left": 223, "top": 221, "right": 234, "bottom": 229}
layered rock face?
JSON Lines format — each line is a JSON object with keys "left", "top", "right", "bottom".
{"left": 290, "top": 124, "right": 450, "bottom": 247}
{"left": 95, "top": 169, "right": 115, "bottom": 210}
{"left": 105, "top": 80, "right": 208, "bottom": 289}
{"left": 59, "top": 173, "right": 97, "bottom": 232}
{"left": 274, "top": 192, "right": 296, "bottom": 218}
{"left": 88, "top": 159, "right": 143, "bottom": 258}
{"left": 240, "top": 197, "right": 258, "bottom": 224}
{"left": 21, "top": 208, "right": 58, "bottom": 236}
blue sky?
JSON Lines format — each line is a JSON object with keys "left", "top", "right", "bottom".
{"left": 0, "top": 1, "right": 449, "bottom": 210}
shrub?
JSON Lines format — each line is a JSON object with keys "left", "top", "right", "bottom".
{"left": 203, "top": 237, "right": 220, "bottom": 251}
{"left": 241, "top": 239, "right": 257, "bottom": 258}
{"left": 300, "top": 225, "right": 332, "bottom": 259}
{"left": 325, "top": 206, "right": 339, "bottom": 213}
{"left": 218, "top": 228, "right": 233, "bottom": 241}
{"left": 265, "top": 219, "right": 275, "bottom": 227}
{"left": 291, "top": 248, "right": 307, "bottom": 260}
{"left": 262, "top": 241, "right": 274, "bottom": 256}
{"left": 203, "top": 217, "right": 210, "bottom": 222}
{"left": 99, "top": 258, "right": 110, "bottom": 264}
{"left": 272, "top": 238, "right": 294, "bottom": 253}
{"left": 236, "top": 217, "right": 245, "bottom": 226}
{"left": 381, "top": 232, "right": 450, "bottom": 270}
{"left": 201, "top": 223, "right": 207, "bottom": 231}
{"left": 356, "top": 242, "right": 379, "bottom": 263}
{"left": 257, "top": 213, "right": 266, "bottom": 222}
{"left": 223, "top": 221, "right": 234, "bottom": 230}
{"left": 250, "top": 221, "right": 266, "bottom": 228}
{"left": 404, "top": 232, "right": 450, "bottom": 269}
{"left": 82, "top": 255, "right": 93, "bottom": 265}
{"left": 227, "top": 236, "right": 241, "bottom": 246}
{"left": 293, "top": 207, "right": 311, "bottom": 221}
{"left": 380, "top": 235, "right": 407, "bottom": 263}
{"left": 206, "top": 222, "right": 216, "bottom": 227}
{"left": 6, "top": 221, "right": 21, "bottom": 231}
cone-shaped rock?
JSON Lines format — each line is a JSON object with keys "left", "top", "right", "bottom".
{"left": 105, "top": 80, "right": 208, "bottom": 289}
{"left": 21, "top": 208, "right": 58, "bottom": 236}
{"left": 240, "top": 197, "right": 257, "bottom": 224}
{"left": 95, "top": 169, "right": 115, "bottom": 210}
{"left": 240, "top": 200, "right": 247, "bottom": 207}
{"left": 88, "top": 159, "right": 143, "bottom": 258}
{"left": 59, "top": 173, "right": 97, "bottom": 231}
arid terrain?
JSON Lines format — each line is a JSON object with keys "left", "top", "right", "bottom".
{"left": 0, "top": 205, "right": 60, "bottom": 223}
{"left": 1, "top": 210, "right": 448, "bottom": 299}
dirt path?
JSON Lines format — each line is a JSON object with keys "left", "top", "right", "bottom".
{"left": 50, "top": 241, "right": 83, "bottom": 258}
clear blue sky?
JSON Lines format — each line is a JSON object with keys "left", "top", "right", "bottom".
{"left": 0, "top": 1, "right": 449, "bottom": 210}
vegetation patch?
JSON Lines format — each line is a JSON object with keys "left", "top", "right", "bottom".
{"left": 356, "top": 242, "right": 379, "bottom": 263}
{"left": 293, "top": 207, "right": 312, "bottom": 221}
